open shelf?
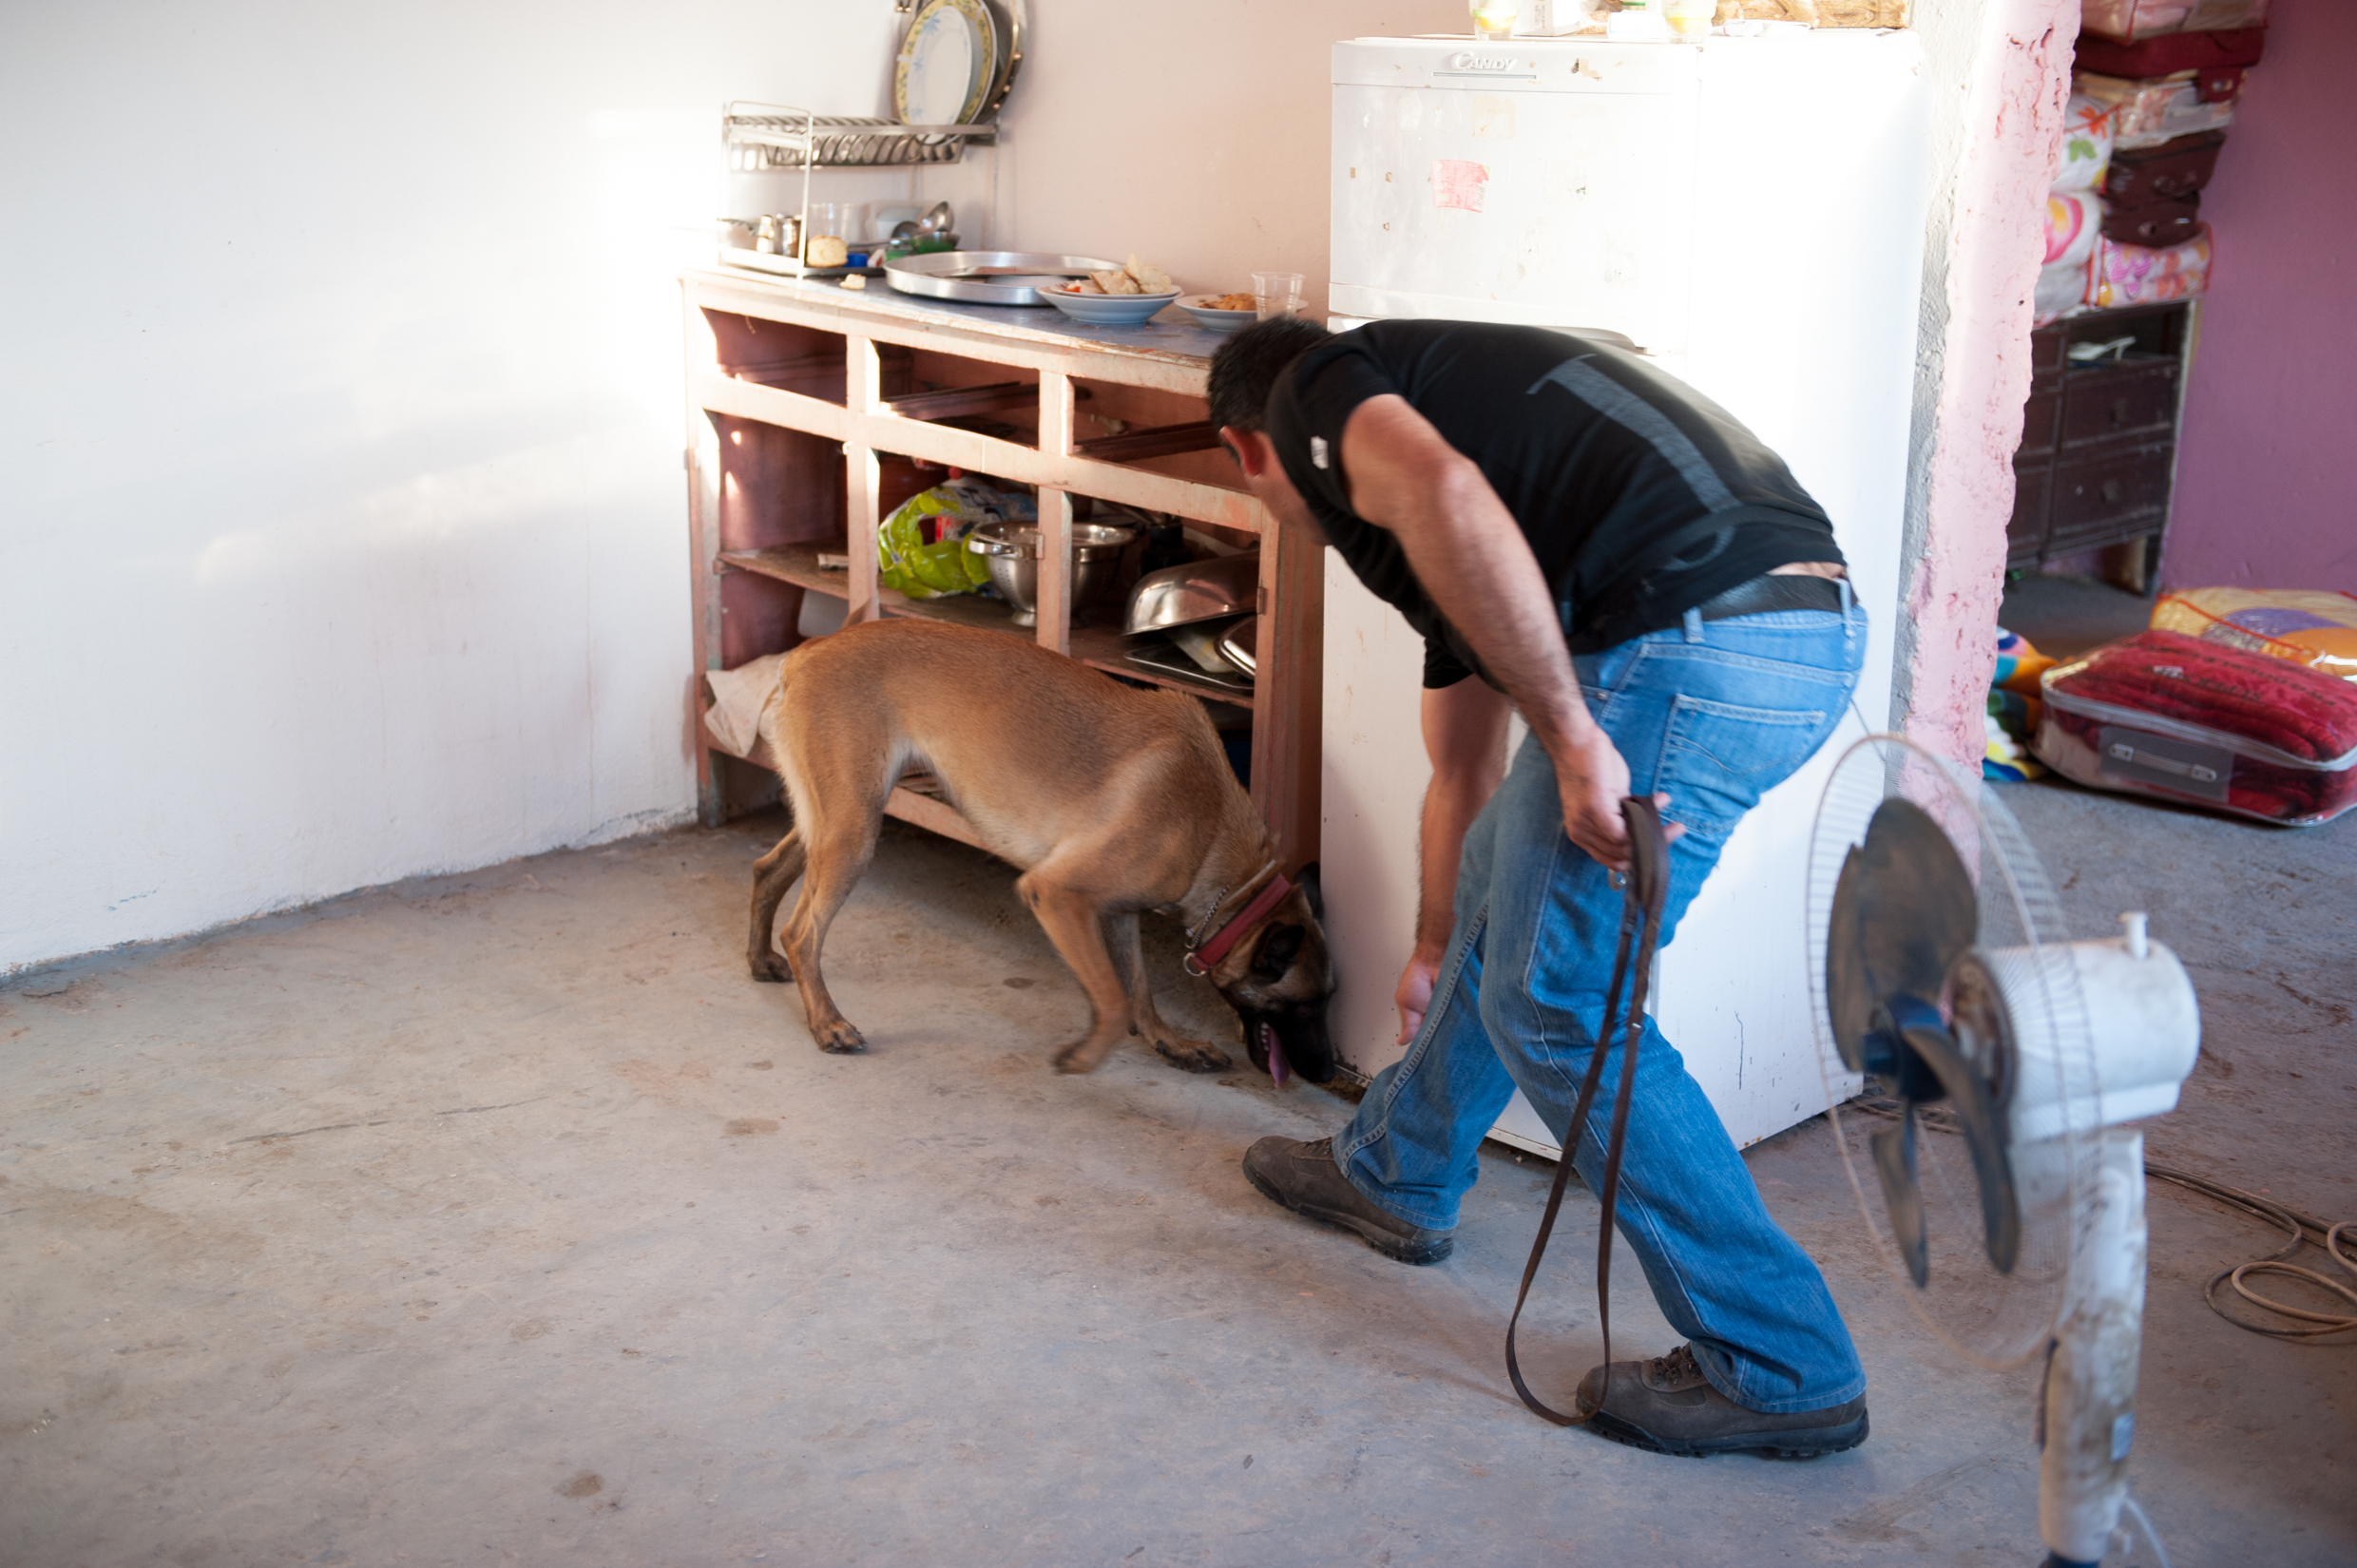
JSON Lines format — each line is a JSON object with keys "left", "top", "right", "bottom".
{"left": 683, "top": 268, "right": 1320, "bottom": 865}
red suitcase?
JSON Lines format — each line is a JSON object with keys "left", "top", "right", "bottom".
{"left": 2036, "top": 631, "right": 2357, "bottom": 825}
{"left": 2101, "top": 130, "right": 2230, "bottom": 205}
{"left": 2075, "top": 27, "right": 2266, "bottom": 78}
{"left": 2102, "top": 193, "right": 2203, "bottom": 247}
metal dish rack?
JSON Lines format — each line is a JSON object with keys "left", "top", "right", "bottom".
{"left": 723, "top": 104, "right": 997, "bottom": 171}
{"left": 721, "top": 103, "right": 1002, "bottom": 283}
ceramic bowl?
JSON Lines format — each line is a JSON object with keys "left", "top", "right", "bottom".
{"left": 1177, "top": 295, "right": 1258, "bottom": 332}
{"left": 1044, "top": 286, "right": 1181, "bottom": 327}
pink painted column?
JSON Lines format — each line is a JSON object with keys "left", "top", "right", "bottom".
{"left": 1902, "top": 0, "right": 2081, "bottom": 769}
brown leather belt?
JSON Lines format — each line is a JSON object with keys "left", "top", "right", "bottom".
{"left": 1696, "top": 572, "right": 1847, "bottom": 621}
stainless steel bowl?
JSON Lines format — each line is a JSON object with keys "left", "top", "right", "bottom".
{"left": 1215, "top": 614, "right": 1259, "bottom": 677}
{"left": 1124, "top": 551, "right": 1260, "bottom": 635}
{"left": 967, "top": 521, "right": 1138, "bottom": 626}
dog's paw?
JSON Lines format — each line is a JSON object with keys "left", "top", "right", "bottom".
{"left": 812, "top": 1020, "right": 867, "bottom": 1054}
{"left": 1052, "top": 1039, "right": 1115, "bottom": 1075}
{"left": 750, "top": 953, "right": 794, "bottom": 984}
{"left": 1155, "top": 1038, "right": 1233, "bottom": 1074}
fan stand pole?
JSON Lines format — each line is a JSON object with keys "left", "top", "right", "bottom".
{"left": 2039, "top": 1128, "right": 2149, "bottom": 1567}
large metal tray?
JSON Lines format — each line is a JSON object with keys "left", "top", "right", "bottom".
{"left": 885, "top": 250, "right": 1121, "bottom": 307}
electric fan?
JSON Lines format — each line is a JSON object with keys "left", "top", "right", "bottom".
{"left": 1807, "top": 736, "right": 2202, "bottom": 1567}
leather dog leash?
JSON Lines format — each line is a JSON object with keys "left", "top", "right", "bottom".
{"left": 1506, "top": 795, "right": 1672, "bottom": 1426}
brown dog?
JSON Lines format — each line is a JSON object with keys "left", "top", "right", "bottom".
{"left": 746, "top": 617, "right": 1335, "bottom": 1081}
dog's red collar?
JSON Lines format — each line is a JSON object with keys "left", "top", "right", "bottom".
{"left": 1182, "top": 871, "right": 1293, "bottom": 978}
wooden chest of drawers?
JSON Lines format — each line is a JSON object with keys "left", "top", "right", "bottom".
{"left": 2007, "top": 300, "right": 2194, "bottom": 578}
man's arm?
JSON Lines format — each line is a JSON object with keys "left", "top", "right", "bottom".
{"left": 1336, "top": 393, "right": 1675, "bottom": 870}
{"left": 1394, "top": 678, "right": 1512, "bottom": 1042}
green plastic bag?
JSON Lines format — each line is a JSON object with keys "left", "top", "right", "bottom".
{"left": 876, "top": 481, "right": 1036, "bottom": 600}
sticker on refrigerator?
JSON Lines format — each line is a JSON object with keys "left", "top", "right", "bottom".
{"left": 1433, "top": 158, "right": 1489, "bottom": 213}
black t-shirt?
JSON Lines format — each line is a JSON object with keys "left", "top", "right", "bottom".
{"left": 1263, "top": 320, "right": 1844, "bottom": 686}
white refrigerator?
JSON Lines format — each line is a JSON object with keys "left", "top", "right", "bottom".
{"left": 1318, "top": 30, "right": 1932, "bottom": 1154}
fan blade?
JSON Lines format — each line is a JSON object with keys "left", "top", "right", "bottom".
{"left": 1826, "top": 846, "right": 1881, "bottom": 1073}
{"left": 1889, "top": 1000, "right": 2022, "bottom": 1276}
{"left": 1854, "top": 798, "right": 1978, "bottom": 1016}
{"left": 1871, "top": 1109, "right": 1929, "bottom": 1289}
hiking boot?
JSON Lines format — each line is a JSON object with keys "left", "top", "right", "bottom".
{"left": 1242, "top": 1136, "right": 1454, "bottom": 1265}
{"left": 1575, "top": 1345, "right": 1869, "bottom": 1458}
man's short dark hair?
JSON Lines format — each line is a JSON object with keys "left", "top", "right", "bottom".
{"left": 1207, "top": 316, "right": 1332, "bottom": 435}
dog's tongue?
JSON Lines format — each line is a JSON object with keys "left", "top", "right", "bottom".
{"left": 1261, "top": 1023, "right": 1290, "bottom": 1089}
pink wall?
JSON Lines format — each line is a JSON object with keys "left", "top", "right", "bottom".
{"left": 1902, "top": 0, "right": 2082, "bottom": 769}
{"left": 2162, "top": 0, "right": 2357, "bottom": 590}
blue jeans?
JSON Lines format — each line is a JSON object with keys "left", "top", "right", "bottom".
{"left": 1337, "top": 603, "right": 1868, "bottom": 1414}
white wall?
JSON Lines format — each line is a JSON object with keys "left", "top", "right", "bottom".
{"left": 0, "top": 0, "right": 1469, "bottom": 973}
{"left": 0, "top": 1, "right": 903, "bottom": 971}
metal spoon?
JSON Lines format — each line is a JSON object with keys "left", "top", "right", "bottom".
{"left": 916, "top": 201, "right": 954, "bottom": 237}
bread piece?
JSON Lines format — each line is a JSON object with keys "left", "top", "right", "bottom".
{"left": 804, "top": 234, "right": 849, "bottom": 268}
{"left": 1065, "top": 277, "right": 1105, "bottom": 295}
{"left": 1091, "top": 268, "right": 1140, "bottom": 295}
{"left": 1125, "top": 255, "right": 1175, "bottom": 295}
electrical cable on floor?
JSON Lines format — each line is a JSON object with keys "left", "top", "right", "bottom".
{"left": 1843, "top": 1098, "right": 2355, "bottom": 1341}
{"left": 2141, "top": 1162, "right": 2357, "bottom": 1342}
{"left": 2119, "top": 1493, "right": 2175, "bottom": 1568}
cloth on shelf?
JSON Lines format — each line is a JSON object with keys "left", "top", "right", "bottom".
{"left": 703, "top": 652, "right": 789, "bottom": 770}
{"left": 2044, "top": 188, "right": 2105, "bottom": 268}
{"left": 2035, "top": 254, "right": 2095, "bottom": 326}
{"left": 2081, "top": 0, "right": 2270, "bottom": 45}
{"left": 2035, "top": 629, "right": 2357, "bottom": 825}
{"left": 2052, "top": 94, "right": 2117, "bottom": 192}
{"left": 875, "top": 479, "right": 1036, "bottom": 601}
{"left": 2150, "top": 588, "right": 2357, "bottom": 680}
{"left": 2090, "top": 224, "right": 2211, "bottom": 309}
{"left": 2076, "top": 70, "right": 2239, "bottom": 149}
{"left": 1985, "top": 627, "right": 2060, "bottom": 781}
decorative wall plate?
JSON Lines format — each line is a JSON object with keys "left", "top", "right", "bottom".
{"left": 894, "top": 0, "right": 995, "bottom": 128}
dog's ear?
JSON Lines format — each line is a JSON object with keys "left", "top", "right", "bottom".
{"left": 1295, "top": 862, "right": 1323, "bottom": 922}
{"left": 1252, "top": 923, "right": 1306, "bottom": 978}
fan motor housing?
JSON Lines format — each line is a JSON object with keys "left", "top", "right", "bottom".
{"left": 1963, "top": 921, "right": 2201, "bottom": 1144}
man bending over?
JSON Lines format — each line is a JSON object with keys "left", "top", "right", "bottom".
{"left": 1209, "top": 316, "right": 1868, "bottom": 1457}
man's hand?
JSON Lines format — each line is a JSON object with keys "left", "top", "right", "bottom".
{"left": 1394, "top": 945, "right": 1444, "bottom": 1044}
{"left": 1553, "top": 724, "right": 1683, "bottom": 870}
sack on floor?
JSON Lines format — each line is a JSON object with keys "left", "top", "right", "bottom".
{"left": 2034, "top": 630, "right": 2357, "bottom": 825}
{"left": 2149, "top": 587, "right": 2357, "bottom": 680}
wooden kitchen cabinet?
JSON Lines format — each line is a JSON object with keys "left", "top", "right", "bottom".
{"left": 2008, "top": 299, "right": 2197, "bottom": 586}
{"left": 678, "top": 268, "right": 1323, "bottom": 870}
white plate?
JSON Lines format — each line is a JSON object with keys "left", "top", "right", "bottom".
{"left": 1178, "top": 295, "right": 1258, "bottom": 331}
{"left": 895, "top": 0, "right": 994, "bottom": 127}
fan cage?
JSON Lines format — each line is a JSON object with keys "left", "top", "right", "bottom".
{"left": 1808, "top": 735, "right": 2104, "bottom": 1371}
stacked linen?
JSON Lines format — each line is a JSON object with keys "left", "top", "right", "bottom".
{"left": 2034, "top": 96, "right": 2114, "bottom": 324}
{"left": 2060, "top": 0, "right": 2270, "bottom": 316}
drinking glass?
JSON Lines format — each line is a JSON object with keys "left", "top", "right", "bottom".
{"left": 1252, "top": 271, "right": 1304, "bottom": 321}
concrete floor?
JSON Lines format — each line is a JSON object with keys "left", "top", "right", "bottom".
{"left": 1998, "top": 573, "right": 2157, "bottom": 661}
{"left": 4, "top": 785, "right": 2351, "bottom": 1565}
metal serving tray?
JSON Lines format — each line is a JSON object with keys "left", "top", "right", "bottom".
{"left": 884, "top": 250, "right": 1121, "bottom": 307}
